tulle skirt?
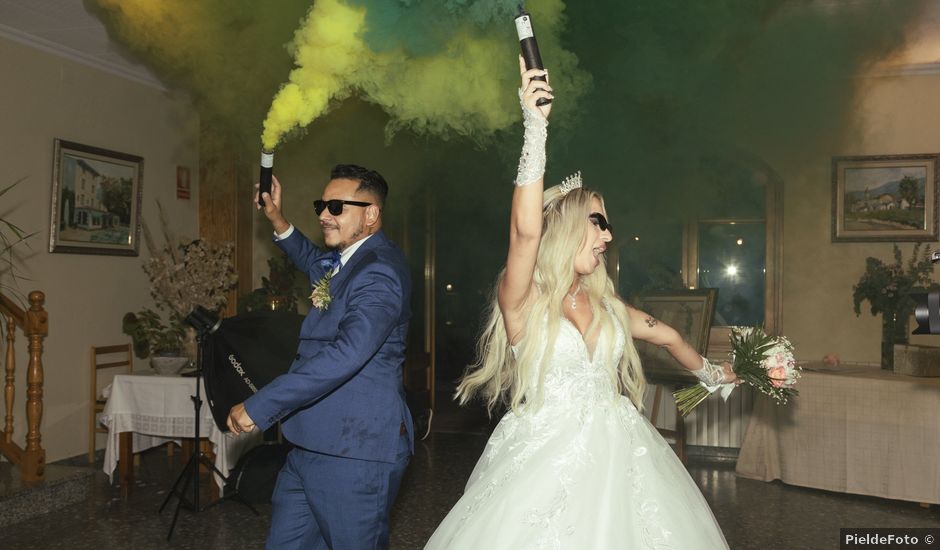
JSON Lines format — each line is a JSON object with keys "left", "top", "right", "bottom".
{"left": 425, "top": 396, "right": 729, "bottom": 549}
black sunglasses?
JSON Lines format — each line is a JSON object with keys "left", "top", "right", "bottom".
{"left": 589, "top": 212, "right": 613, "bottom": 233}
{"left": 314, "top": 199, "right": 372, "bottom": 216}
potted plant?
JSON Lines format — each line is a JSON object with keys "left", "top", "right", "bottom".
{"left": 237, "top": 252, "right": 307, "bottom": 314}
{"left": 852, "top": 243, "right": 937, "bottom": 370}
{"left": 124, "top": 203, "right": 237, "bottom": 373}
{"left": 122, "top": 309, "right": 185, "bottom": 358}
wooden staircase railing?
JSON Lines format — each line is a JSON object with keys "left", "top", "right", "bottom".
{"left": 0, "top": 290, "right": 47, "bottom": 482}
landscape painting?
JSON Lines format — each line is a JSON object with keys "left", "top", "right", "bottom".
{"left": 831, "top": 154, "right": 939, "bottom": 242}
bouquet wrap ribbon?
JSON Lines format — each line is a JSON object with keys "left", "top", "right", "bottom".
{"left": 699, "top": 381, "right": 736, "bottom": 401}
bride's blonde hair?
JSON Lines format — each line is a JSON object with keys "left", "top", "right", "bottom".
{"left": 456, "top": 185, "right": 646, "bottom": 414}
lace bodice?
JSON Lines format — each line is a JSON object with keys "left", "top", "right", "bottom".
{"left": 517, "top": 306, "right": 626, "bottom": 412}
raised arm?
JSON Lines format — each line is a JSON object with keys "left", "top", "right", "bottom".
{"left": 255, "top": 174, "right": 325, "bottom": 275}
{"left": 498, "top": 56, "right": 553, "bottom": 342}
{"left": 257, "top": 174, "right": 291, "bottom": 235}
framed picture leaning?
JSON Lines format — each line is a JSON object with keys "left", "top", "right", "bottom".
{"left": 632, "top": 288, "right": 718, "bottom": 385}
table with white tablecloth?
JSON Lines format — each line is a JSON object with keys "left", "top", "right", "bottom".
{"left": 736, "top": 362, "right": 940, "bottom": 505}
{"left": 99, "top": 372, "right": 261, "bottom": 492}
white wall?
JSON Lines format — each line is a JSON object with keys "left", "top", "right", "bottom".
{"left": 780, "top": 71, "right": 940, "bottom": 363}
{"left": 0, "top": 36, "right": 199, "bottom": 462}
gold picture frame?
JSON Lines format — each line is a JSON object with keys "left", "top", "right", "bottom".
{"left": 831, "top": 154, "right": 939, "bottom": 242}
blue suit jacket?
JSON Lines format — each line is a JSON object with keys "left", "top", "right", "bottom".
{"left": 244, "top": 229, "right": 413, "bottom": 464}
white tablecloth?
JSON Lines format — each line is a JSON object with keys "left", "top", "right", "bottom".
{"left": 99, "top": 372, "right": 261, "bottom": 489}
{"left": 736, "top": 363, "right": 940, "bottom": 505}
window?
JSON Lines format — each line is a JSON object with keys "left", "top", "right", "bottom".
{"left": 684, "top": 163, "right": 782, "bottom": 353}
{"left": 695, "top": 220, "right": 766, "bottom": 327}
{"left": 614, "top": 157, "right": 782, "bottom": 352}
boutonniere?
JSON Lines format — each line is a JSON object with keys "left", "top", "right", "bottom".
{"left": 310, "top": 251, "right": 341, "bottom": 311}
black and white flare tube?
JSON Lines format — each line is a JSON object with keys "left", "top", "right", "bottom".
{"left": 514, "top": 6, "right": 551, "bottom": 107}
{"left": 259, "top": 149, "right": 274, "bottom": 207}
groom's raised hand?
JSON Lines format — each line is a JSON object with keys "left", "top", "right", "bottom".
{"left": 255, "top": 175, "right": 290, "bottom": 234}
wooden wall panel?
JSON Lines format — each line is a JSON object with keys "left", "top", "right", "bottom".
{"left": 198, "top": 131, "right": 253, "bottom": 315}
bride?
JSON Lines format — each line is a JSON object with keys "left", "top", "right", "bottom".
{"left": 424, "top": 58, "right": 735, "bottom": 549}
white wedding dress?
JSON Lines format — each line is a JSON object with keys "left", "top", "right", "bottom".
{"left": 425, "top": 308, "right": 729, "bottom": 550}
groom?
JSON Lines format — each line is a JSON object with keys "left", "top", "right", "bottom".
{"left": 228, "top": 164, "right": 413, "bottom": 549}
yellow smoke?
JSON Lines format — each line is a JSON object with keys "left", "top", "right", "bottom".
{"left": 91, "top": 0, "right": 313, "bottom": 144}
{"left": 261, "top": 0, "right": 584, "bottom": 150}
{"left": 261, "top": 0, "right": 367, "bottom": 149}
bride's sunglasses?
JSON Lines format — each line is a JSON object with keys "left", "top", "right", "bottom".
{"left": 314, "top": 199, "right": 372, "bottom": 216}
{"left": 589, "top": 212, "right": 613, "bottom": 233}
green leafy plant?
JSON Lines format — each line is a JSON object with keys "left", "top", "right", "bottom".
{"left": 852, "top": 243, "right": 937, "bottom": 319}
{"left": 237, "top": 253, "right": 307, "bottom": 314}
{"left": 0, "top": 179, "right": 36, "bottom": 301}
{"left": 852, "top": 243, "right": 939, "bottom": 368}
{"left": 122, "top": 310, "right": 186, "bottom": 358}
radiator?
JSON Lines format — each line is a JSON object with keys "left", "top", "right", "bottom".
{"left": 642, "top": 383, "right": 754, "bottom": 448}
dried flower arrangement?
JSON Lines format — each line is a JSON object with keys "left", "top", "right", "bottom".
{"left": 123, "top": 202, "right": 237, "bottom": 358}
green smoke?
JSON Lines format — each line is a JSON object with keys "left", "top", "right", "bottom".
{"left": 560, "top": 0, "right": 926, "bottom": 219}
{"left": 89, "top": 0, "right": 590, "bottom": 149}
{"left": 86, "top": 0, "right": 929, "bottom": 387}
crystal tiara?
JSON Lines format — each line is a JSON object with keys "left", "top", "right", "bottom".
{"left": 559, "top": 171, "right": 582, "bottom": 195}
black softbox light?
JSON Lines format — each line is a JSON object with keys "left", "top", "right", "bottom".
{"left": 202, "top": 311, "right": 304, "bottom": 431}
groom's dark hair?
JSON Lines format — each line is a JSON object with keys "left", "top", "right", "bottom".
{"left": 331, "top": 164, "right": 389, "bottom": 208}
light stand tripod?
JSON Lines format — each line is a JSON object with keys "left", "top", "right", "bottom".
{"left": 159, "top": 307, "right": 258, "bottom": 541}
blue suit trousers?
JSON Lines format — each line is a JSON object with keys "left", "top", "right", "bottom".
{"left": 265, "top": 434, "right": 411, "bottom": 550}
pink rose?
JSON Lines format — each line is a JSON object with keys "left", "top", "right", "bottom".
{"left": 767, "top": 366, "right": 787, "bottom": 388}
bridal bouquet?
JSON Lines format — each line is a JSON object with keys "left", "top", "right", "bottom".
{"left": 673, "top": 327, "right": 801, "bottom": 416}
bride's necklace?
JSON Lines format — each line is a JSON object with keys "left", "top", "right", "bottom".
{"left": 566, "top": 284, "right": 582, "bottom": 309}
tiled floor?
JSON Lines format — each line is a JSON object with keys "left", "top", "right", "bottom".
{"left": 3, "top": 431, "right": 938, "bottom": 549}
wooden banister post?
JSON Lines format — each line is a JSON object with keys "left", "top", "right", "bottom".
{"left": 22, "top": 291, "right": 47, "bottom": 481}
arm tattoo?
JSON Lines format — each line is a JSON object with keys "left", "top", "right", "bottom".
{"left": 645, "top": 316, "right": 658, "bottom": 328}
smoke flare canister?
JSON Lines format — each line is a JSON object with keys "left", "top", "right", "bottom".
{"left": 259, "top": 150, "right": 273, "bottom": 207}
{"left": 514, "top": 7, "right": 551, "bottom": 106}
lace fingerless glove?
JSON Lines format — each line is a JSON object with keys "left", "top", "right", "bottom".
{"left": 514, "top": 88, "right": 548, "bottom": 187}
{"left": 692, "top": 357, "right": 725, "bottom": 386}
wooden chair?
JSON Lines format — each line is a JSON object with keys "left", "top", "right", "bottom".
{"left": 88, "top": 344, "right": 133, "bottom": 464}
